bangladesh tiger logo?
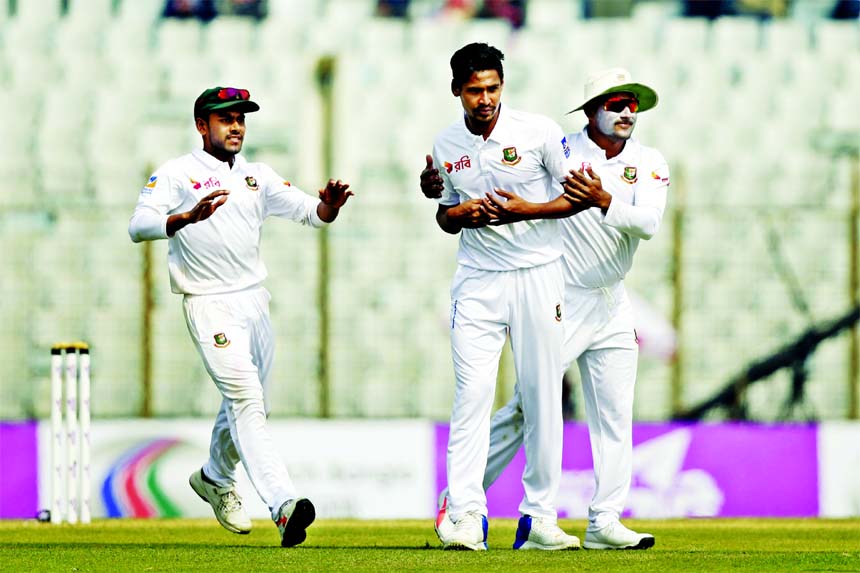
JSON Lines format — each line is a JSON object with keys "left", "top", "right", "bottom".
{"left": 555, "top": 304, "right": 562, "bottom": 322}
{"left": 213, "top": 333, "right": 231, "bottom": 348}
{"left": 502, "top": 146, "right": 521, "bottom": 166}
{"left": 245, "top": 176, "right": 259, "bottom": 191}
{"left": 621, "top": 166, "right": 638, "bottom": 184}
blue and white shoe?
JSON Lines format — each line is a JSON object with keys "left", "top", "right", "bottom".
{"left": 513, "top": 515, "right": 580, "bottom": 550}
{"left": 443, "top": 511, "right": 488, "bottom": 551}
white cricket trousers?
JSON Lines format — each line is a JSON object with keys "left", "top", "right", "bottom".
{"left": 484, "top": 281, "right": 638, "bottom": 530}
{"left": 182, "top": 285, "right": 296, "bottom": 520}
{"left": 447, "top": 260, "right": 564, "bottom": 522}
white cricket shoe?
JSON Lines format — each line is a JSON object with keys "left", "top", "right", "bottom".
{"left": 443, "top": 511, "right": 488, "bottom": 551}
{"left": 584, "top": 521, "right": 655, "bottom": 550}
{"left": 434, "top": 489, "right": 455, "bottom": 544}
{"left": 513, "top": 515, "right": 580, "bottom": 550}
{"left": 189, "top": 469, "right": 252, "bottom": 534}
{"left": 275, "top": 497, "right": 316, "bottom": 548}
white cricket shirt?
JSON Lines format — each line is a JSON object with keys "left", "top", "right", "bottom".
{"left": 433, "top": 105, "right": 575, "bottom": 271}
{"left": 561, "top": 128, "right": 670, "bottom": 288}
{"left": 128, "top": 149, "right": 325, "bottom": 295}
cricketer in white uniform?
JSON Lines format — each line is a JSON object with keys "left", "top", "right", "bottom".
{"left": 128, "top": 87, "right": 353, "bottom": 547}
{"left": 423, "top": 68, "right": 668, "bottom": 550}
{"left": 430, "top": 43, "right": 579, "bottom": 552}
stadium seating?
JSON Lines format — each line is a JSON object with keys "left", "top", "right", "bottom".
{"left": 0, "top": 1, "right": 857, "bottom": 422}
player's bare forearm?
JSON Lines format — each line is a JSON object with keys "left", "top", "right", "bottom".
{"left": 166, "top": 212, "right": 191, "bottom": 237}
{"left": 436, "top": 205, "right": 463, "bottom": 234}
{"left": 539, "top": 195, "right": 590, "bottom": 219}
{"left": 485, "top": 189, "right": 584, "bottom": 225}
{"left": 317, "top": 203, "right": 341, "bottom": 223}
{"left": 436, "top": 201, "right": 492, "bottom": 233}
{"left": 166, "top": 190, "right": 230, "bottom": 237}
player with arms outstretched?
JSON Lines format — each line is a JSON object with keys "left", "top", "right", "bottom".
{"left": 129, "top": 86, "right": 353, "bottom": 547}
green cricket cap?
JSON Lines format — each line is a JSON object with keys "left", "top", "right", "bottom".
{"left": 194, "top": 86, "right": 260, "bottom": 119}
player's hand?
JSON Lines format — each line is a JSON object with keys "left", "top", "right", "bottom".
{"left": 187, "top": 189, "right": 230, "bottom": 223}
{"left": 484, "top": 189, "right": 535, "bottom": 225}
{"left": 563, "top": 167, "right": 611, "bottom": 211}
{"left": 319, "top": 179, "right": 354, "bottom": 208}
{"left": 446, "top": 198, "right": 494, "bottom": 228}
{"left": 420, "top": 154, "right": 444, "bottom": 199}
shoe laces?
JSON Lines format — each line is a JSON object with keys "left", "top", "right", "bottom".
{"left": 532, "top": 518, "right": 567, "bottom": 539}
{"left": 453, "top": 511, "right": 483, "bottom": 533}
{"left": 217, "top": 488, "right": 242, "bottom": 514}
{"left": 607, "top": 522, "right": 633, "bottom": 536}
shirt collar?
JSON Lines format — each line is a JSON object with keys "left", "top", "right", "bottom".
{"left": 486, "top": 104, "right": 512, "bottom": 144}
{"left": 192, "top": 148, "right": 245, "bottom": 171}
{"left": 458, "top": 103, "right": 510, "bottom": 144}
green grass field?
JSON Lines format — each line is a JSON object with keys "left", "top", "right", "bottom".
{"left": 1, "top": 518, "right": 859, "bottom": 572}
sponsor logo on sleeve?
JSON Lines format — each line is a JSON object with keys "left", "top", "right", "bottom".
{"left": 651, "top": 169, "right": 670, "bottom": 184}
{"left": 141, "top": 176, "right": 157, "bottom": 196}
{"left": 561, "top": 137, "right": 570, "bottom": 158}
{"left": 502, "top": 146, "right": 521, "bottom": 166}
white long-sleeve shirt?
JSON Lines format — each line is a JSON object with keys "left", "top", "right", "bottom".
{"left": 561, "top": 129, "right": 670, "bottom": 288}
{"left": 433, "top": 105, "right": 575, "bottom": 271}
{"left": 129, "top": 149, "right": 325, "bottom": 295}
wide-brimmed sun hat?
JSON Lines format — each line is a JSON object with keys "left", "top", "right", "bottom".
{"left": 567, "top": 67, "right": 658, "bottom": 114}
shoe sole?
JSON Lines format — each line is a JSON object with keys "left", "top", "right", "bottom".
{"left": 442, "top": 542, "right": 487, "bottom": 551}
{"left": 281, "top": 498, "right": 316, "bottom": 548}
{"left": 584, "top": 536, "right": 655, "bottom": 550}
{"left": 189, "top": 474, "right": 251, "bottom": 535}
{"left": 515, "top": 540, "right": 580, "bottom": 550}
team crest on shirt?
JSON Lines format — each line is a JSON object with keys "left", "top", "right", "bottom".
{"left": 555, "top": 304, "right": 562, "bottom": 322}
{"left": 213, "top": 333, "right": 231, "bottom": 348}
{"left": 502, "top": 146, "right": 521, "bottom": 166}
{"left": 245, "top": 176, "right": 259, "bottom": 191}
{"left": 622, "top": 166, "right": 638, "bottom": 184}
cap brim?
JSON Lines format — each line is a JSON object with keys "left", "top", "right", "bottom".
{"left": 204, "top": 100, "right": 261, "bottom": 114}
{"left": 566, "top": 83, "right": 658, "bottom": 115}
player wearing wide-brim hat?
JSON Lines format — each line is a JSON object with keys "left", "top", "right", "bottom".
{"left": 566, "top": 67, "right": 658, "bottom": 114}
{"left": 421, "top": 65, "right": 668, "bottom": 551}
